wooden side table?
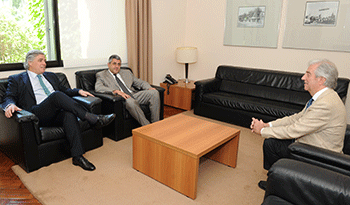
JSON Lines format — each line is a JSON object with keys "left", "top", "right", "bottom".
{"left": 160, "top": 79, "right": 195, "bottom": 110}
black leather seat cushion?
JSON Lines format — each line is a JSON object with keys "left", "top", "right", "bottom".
{"left": 39, "top": 120, "right": 91, "bottom": 143}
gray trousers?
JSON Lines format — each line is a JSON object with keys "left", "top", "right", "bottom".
{"left": 125, "top": 89, "right": 160, "bottom": 126}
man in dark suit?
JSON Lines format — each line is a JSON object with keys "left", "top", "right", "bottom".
{"left": 2, "top": 50, "right": 116, "bottom": 171}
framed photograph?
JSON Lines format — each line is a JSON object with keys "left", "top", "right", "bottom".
{"left": 238, "top": 6, "right": 266, "bottom": 28}
{"left": 224, "top": 0, "right": 283, "bottom": 48}
{"left": 303, "top": 1, "right": 339, "bottom": 26}
{"left": 283, "top": 0, "right": 350, "bottom": 52}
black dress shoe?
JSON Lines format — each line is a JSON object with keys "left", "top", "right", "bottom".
{"left": 93, "top": 113, "right": 116, "bottom": 129}
{"left": 258, "top": 180, "right": 267, "bottom": 190}
{"left": 73, "top": 156, "right": 96, "bottom": 171}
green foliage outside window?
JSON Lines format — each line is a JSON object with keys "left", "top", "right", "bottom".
{"left": 0, "top": 0, "right": 46, "bottom": 64}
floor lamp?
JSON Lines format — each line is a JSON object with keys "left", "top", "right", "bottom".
{"left": 176, "top": 47, "right": 198, "bottom": 83}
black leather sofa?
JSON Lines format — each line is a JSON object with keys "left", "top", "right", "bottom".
{"left": 194, "top": 65, "right": 350, "bottom": 128}
{"left": 262, "top": 124, "right": 350, "bottom": 204}
{"left": 0, "top": 73, "right": 103, "bottom": 173}
{"left": 75, "top": 68, "right": 165, "bottom": 141}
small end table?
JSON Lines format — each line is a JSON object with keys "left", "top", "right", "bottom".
{"left": 160, "top": 79, "right": 195, "bottom": 110}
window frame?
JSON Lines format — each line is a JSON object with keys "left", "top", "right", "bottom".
{"left": 0, "top": 0, "right": 63, "bottom": 71}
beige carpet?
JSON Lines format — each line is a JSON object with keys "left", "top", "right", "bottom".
{"left": 12, "top": 111, "right": 267, "bottom": 205}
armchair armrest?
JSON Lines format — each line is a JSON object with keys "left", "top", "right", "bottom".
{"left": 289, "top": 142, "right": 350, "bottom": 177}
{"left": 13, "top": 110, "right": 39, "bottom": 123}
{"left": 151, "top": 85, "right": 165, "bottom": 92}
{"left": 0, "top": 109, "right": 41, "bottom": 172}
{"left": 91, "top": 92, "right": 125, "bottom": 102}
{"left": 264, "top": 159, "right": 350, "bottom": 205}
{"left": 73, "top": 96, "right": 102, "bottom": 113}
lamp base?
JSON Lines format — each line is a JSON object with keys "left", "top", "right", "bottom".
{"left": 185, "top": 63, "right": 189, "bottom": 84}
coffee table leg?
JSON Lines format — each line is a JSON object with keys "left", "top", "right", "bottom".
{"left": 205, "top": 133, "right": 240, "bottom": 168}
{"left": 133, "top": 135, "right": 199, "bottom": 199}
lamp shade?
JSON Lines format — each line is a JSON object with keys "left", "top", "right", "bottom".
{"left": 176, "top": 47, "right": 198, "bottom": 64}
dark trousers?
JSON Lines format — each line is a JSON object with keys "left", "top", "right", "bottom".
{"left": 30, "top": 91, "right": 88, "bottom": 157}
{"left": 263, "top": 138, "right": 294, "bottom": 170}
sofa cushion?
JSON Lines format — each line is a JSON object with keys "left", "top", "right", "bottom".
{"left": 201, "top": 92, "right": 304, "bottom": 119}
{"left": 216, "top": 66, "right": 306, "bottom": 91}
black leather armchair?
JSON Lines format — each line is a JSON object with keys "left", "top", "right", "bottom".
{"left": 262, "top": 158, "right": 350, "bottom": 205}
{"left": 262, "top": 125, "right": 350, "bottom": 204}
{"left": 0, "top": 73, "right": 103, "bottom": 173}
{"left": 288, "top": 124, "right": 350, "bottom": 176}
{"left": 75, "top": 68, "right": 165, "bottom": 141}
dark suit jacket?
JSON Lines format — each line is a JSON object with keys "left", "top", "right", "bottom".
{"left": 2, "top": 71, "right": 80, "bottom": 111}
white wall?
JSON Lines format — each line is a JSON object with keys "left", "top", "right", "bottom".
{"left": 152, "top": 0, "right": 188, "bottom": 83}
{"left": 152, "top": 0, "right": 350, "bottom": 123}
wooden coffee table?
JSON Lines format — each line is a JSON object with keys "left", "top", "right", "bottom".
{"left": 132, "top": 113, "right": 240, "bottom": 199}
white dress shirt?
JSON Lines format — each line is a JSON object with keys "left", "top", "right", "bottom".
{"left": 28, "top": 71, "right": 55, "bottom": 104}
{"left": 108, "top": 70, "right": 133, "bottom": 93}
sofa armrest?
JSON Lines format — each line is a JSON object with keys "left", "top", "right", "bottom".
{"left": 195, "top": 78, "right": 221, "bottom": 93}
{"left": 194, "top": 78, "right": 221, "bottom": 103}
{"left": 264, "top": 159, "right": 350, "bottom": 205}
{"left": 289, "top": 142, "right": 350, "bottom": 177}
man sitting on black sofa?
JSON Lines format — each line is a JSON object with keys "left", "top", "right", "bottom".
{"left": 2, "top": 50, "right": 116, "bottom": 171}
{"left": 250, "top": 59, "right": 347, "bottom": 189}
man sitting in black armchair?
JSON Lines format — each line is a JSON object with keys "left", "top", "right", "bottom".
{"left": 2, "top": 50, "right": 116, "bottom": 171}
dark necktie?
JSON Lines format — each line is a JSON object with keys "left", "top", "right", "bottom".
{"left": 37, "top": 75, "right": 51, "bottom": 96}
{"left": 114, "top": 74, "right": 134, "bottom": 99}
{"left": 306, "top": 98, "right": 314, "bottom": 110}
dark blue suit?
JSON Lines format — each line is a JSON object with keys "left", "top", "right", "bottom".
{"left": 2, "top": 71, "right": 88, "bottom": 157}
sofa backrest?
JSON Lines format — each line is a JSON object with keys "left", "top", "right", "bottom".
{"left": 75, "top": 67, "right": 132, "bottom": 91}
{"left": 216, "top": 65, "right": 350, "bottom": 106}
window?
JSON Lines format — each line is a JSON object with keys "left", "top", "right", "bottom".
{"left": 0, "top": 0, "right": 62, "bottom": 71}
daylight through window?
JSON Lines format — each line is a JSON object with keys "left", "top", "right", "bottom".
{"left": 0, "top": 0, "right": 62, "bottom": 71}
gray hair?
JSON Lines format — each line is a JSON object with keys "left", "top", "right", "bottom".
{"left": 23, "top": 50, "right": 45, "bottom": 70}
{"left": 308, "top": 59, "right": 338, "bottom": 89}
{"left": 108, "top": 54, "right": 122, "bottom": 64}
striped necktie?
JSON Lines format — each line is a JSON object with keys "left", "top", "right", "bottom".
{"left": 37, "top": 75, "right": 51, "bottom": 96}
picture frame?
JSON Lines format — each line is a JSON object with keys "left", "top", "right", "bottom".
{"left": 303, "top": 1, "right": 339, "bottom": 27}
{"left": 237, "top": 6, "right": 266, "bottom": 28}
{"left": 283, "top": 0, "right": 350, "bottom": 52}
{"left": 223, "top": 0, "right": 283, "bottom": 48}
